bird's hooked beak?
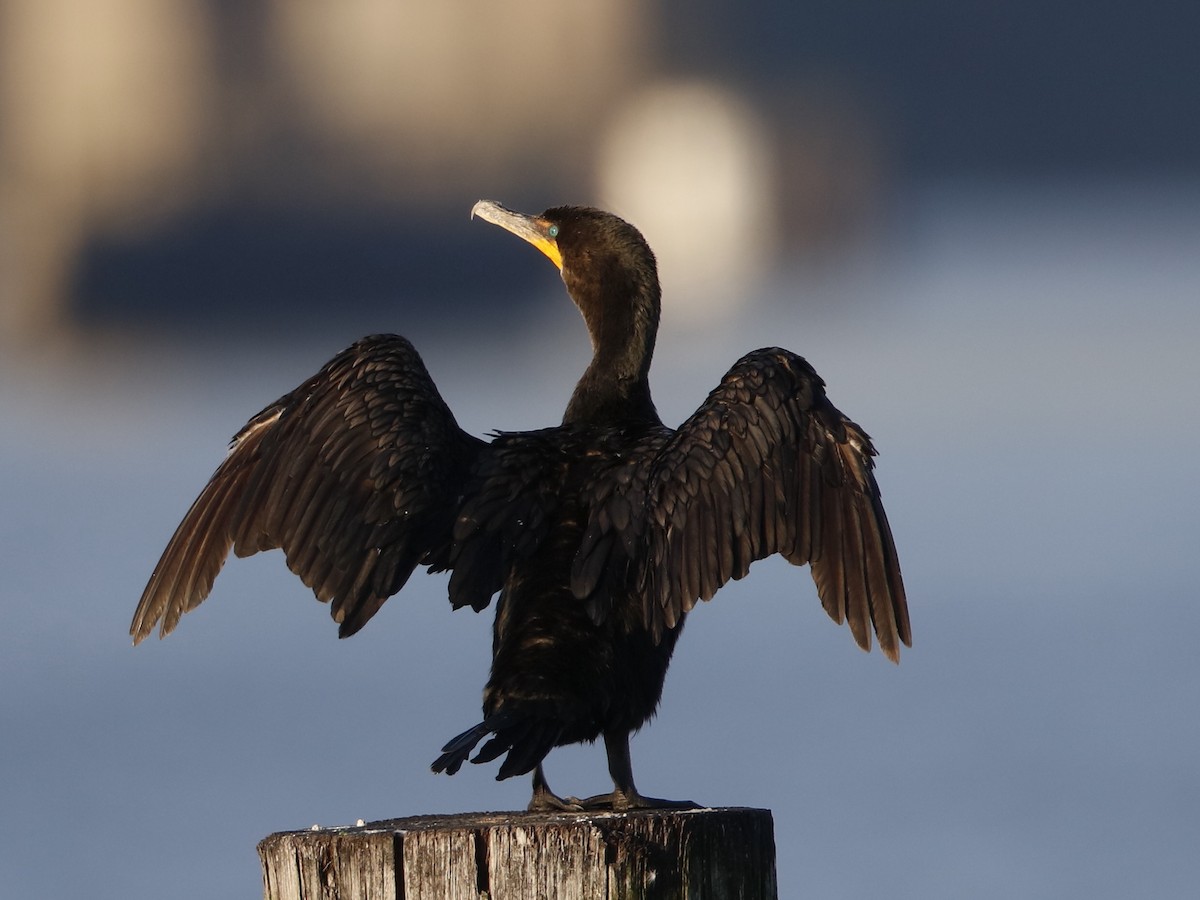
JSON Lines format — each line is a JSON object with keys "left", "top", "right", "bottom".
{"left": 472, "top": 200, "right": 563, "bottom": 271}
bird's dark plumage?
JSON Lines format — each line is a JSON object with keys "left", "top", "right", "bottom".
{"left": 133, "top": 201, "right": 910, "bottom": 811}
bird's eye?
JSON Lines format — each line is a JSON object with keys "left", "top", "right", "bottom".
{"left": 548, "top": 224, "right": 560, "bottom": 238}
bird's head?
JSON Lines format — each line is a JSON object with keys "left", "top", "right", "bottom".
{"left": 471, "top": 201, "right": 655, "bottom": 275}
{"left": 472, "top": 200, "right": 660, "bottom": 348}
{"left": 472, "top": 200, "right": 662, "bottom": 425}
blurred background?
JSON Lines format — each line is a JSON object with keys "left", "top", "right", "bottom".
{"left": 2, "top": 2, "right": 1198, "bottom": 898}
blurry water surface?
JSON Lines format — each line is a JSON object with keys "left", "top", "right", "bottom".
{"left": 2, "top": 183, "right": 1197, "bottom": 898}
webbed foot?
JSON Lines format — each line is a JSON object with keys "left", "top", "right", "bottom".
{"left": 527, "top": 764, "right": 586, "bottom": 812}
{"left": 575, "top": 790, "right": 701, "bottom": 812}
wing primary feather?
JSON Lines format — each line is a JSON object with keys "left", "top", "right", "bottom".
{"left": 841, "top": 493, "right": 873, "bottom": 654}
{"left": 176, "top": 470, "right": 248, "bottom": 613}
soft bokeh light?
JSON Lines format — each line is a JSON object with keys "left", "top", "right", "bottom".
{"left": 597, "top": 80, "right": 778, "bottom": 322}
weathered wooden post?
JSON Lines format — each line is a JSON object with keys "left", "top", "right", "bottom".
{"left": 258, "top": 807, "right": 777, "bottom": 899}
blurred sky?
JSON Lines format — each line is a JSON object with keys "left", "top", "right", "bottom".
{"left": 2, "top": 2, "right": 1199, "bottom": 899}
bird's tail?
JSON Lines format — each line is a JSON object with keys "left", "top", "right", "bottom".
{"left": 431, "top": 709, "right": 561, "bottom": 780}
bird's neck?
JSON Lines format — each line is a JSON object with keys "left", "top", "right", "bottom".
{"left": 564, "top": 365, "right": 659, "bottom": 428}
{"left": 562, "top": 270, "right": 661, "bottom": 429}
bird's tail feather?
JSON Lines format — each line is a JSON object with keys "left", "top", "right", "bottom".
{"left": 431, "top": 709, "right": 561, "bottom": 780}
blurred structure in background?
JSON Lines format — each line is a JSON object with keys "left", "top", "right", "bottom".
{"left": 0, "top": 0, "right": 653, "bottom": 341}
{"left": 0, "top": 0, "right": 213, "bottom": 339}
{"left": 1, "top": 0, "right": 1197, "bottom": 343}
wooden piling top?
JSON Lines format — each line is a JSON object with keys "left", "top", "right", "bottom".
{"left": 259, "top": 807, "right": 777, "bottom": 899}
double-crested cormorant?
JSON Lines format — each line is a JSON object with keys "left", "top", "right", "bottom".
{"left": 132, "top": 201, "right": 910, "bottom": 811}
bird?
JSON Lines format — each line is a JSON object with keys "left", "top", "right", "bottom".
{"left": 132, "top": 200, "right": 910, "bottom": 811}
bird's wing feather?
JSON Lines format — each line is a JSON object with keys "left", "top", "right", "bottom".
{"left": 639, "top": 348, "right": 910, "bottom": 660}
{"left": 131, "top": 334, "right": 483, "bottom": 644}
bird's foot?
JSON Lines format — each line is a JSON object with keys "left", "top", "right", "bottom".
{"left": 574, "top": 790, "right": 701, "bottom": 812}
{"left": 527, "top": 787, "right": 586, "bottom": 813}
{"left": 527, "top": 765, "right": 585, "bottom": 812}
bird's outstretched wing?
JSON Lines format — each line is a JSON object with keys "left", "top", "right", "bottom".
{"left": 131, "top": 334, "right": 484, "bottom": 644}
{"left": 638, "top": 348, "right": 910, "bottom": 660}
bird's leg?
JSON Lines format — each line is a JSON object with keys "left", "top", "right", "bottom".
{"left": 577, "top": 729, "right": 700, "bottom": 811}
{"left": 527, "top": 763, "right": 584, "bottom": 812}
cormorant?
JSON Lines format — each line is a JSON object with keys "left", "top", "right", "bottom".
{"left": 132, "top": 201, "right": 910, "bottom": 811}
